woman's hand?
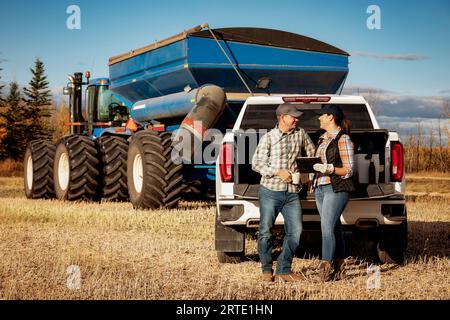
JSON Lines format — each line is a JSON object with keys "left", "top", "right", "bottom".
{"left": 313, "top": 163, "right": 334, "bottom": 174}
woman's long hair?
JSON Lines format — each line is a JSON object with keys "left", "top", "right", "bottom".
{"left": 333, "top": 109, "right": 350, "bottom": 134}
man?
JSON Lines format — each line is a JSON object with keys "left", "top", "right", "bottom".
{"left": 252, "top": 103, "right": 316, "bottom": 282}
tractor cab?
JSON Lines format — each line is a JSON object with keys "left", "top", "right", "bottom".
{"left": 86, "top": 77, "right": 129, "bottom": 132}
{"left": 63, "top": 72, "right": 130, "bottom": 136}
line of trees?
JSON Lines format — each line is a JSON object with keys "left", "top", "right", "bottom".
{"left": 0, "top": 58, "right": 56, "bottom": 160}
{"left": 404, "top": 118, "right": 449, "bottom": 173}
{"left": 363, "top": 91, "right": 449, "bottom": 173}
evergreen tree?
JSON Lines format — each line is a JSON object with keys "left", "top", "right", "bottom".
{"left": 1, "top": 82, "right": 28, "bottom": 160}
{"left": 23, "top": 58, "right": 54, "bottom": 141}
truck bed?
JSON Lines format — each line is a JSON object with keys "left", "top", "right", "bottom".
{"left": 233, "top": 129, "right": 390, "bottom": 199}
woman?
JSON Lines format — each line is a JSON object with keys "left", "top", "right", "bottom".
{"left": 312, "top": 104, "right": 355, "bottom": 281}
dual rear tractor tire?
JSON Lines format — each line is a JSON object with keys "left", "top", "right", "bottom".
{"left": 25, "top": 135, "right": 130, "bottom": 202}
{"left": 53, "top": 135, "right": 101, "bottom": 201}
{"left": 98, "top": 135, "right": 129, "bottom": 202}
{"left": 24, "top": 140, "right": 56, "bottom": 199}
{"left": 24, "top": 132, "right": 184, "bottom": 210}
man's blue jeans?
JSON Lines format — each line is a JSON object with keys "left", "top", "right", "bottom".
{"left": 315, "top": 184, "right": 350, "bottom": 261}
{"left": 258, "top": 186, "right": 302, "bottom": 274}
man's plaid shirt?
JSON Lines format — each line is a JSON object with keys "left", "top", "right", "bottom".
{"left": 252, "top": 126, "right": 316, "bottom": 192}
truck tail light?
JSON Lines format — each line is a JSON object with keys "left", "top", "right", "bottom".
{"left": 391, "top": 142, "right": 404, "bottom": 182}
{"left": 282, "top": 96, "right": 331, "bottom": 103}
{"left": 219, "top": 143, "right": 234, "bottom": 182}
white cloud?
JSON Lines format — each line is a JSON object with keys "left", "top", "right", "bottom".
{"left": 352, "top": 52, "right": 430, "bottom": 61}
{"left": 342, "top": 85, "right": 448, "bottom": 144}
{"left": 377, "top": 116, "right": 449, "bottom": 146}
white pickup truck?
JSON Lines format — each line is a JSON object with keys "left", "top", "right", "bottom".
{"left": 215, "top": 95, "right": 407, "bottom": 264}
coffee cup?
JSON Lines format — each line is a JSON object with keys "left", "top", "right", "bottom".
{"left": 291, "top": 172, "right": 300, "bottom": 185}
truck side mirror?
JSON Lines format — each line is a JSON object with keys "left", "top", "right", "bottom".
{"left": 63, "top": 87, "right": 72, "bottom": 95}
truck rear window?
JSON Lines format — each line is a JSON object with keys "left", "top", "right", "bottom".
{"left": 239, "top": 104, "right": 373, "bottom": 130}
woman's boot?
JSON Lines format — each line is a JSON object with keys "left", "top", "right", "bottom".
{"left": 319, "top": 260, "right": 334, "bottom": 282}
{"left": 332, "top": 259, "right": 346, "bottom": 280}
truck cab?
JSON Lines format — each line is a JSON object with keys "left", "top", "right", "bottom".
{"left": 215, "top": 94, "right": 407, "bottom": 265}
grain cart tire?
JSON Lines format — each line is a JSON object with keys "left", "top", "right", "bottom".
{"left": 98, "top": 135, "right": 129, "bottom": 201}
{"left": 54, "top": 135, "right": 101, "bottom": 201}
{"left": 24, "top": 140, "right": 56, "bottom": 199}
{"left": 127, "top": 130, "right": 184, "bottom": 209}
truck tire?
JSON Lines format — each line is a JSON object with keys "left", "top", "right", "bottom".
{"left": 217, "top": 251, "right": 245, "bottom": 264}
{"left": 24, "top": 140, "right": 56, "bottom": 199}
{"left": 54, "top": 135, "right": 101, "bottom": 201}
{"left": 127, "top": 130, "right": 184, "bottom": 209}
{"left": 215, "top": 209, "right": 246, "bottom": 263}
{"left": 98, "top": 135, "right": 129, "bottom": 202}
{"left": 377, "top": 244, "right": 405, "bottom": 265}
{"left": 377, "top": 220, "right": 407, "bottom": 265}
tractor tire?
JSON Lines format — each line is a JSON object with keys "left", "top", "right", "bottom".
{"left": 54, "top": 134, "right": 101, "bottom": 201}
{"left": 98, "top": 135, "right": 129, "bottom": 202}
{"left": 24, "top": 140, "right": 56, "bottom": 199}
{"left": 127, "top": 130, "right": 184, "bottom": 209}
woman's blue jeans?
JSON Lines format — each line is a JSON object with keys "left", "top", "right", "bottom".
{"left": 315, "top": 184, "right": 349, "bottom": 261}
{"left": 258, "top": 186, "right": 302, "bottom": 274}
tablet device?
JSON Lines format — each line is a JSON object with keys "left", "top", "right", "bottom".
{"left": 296, "top": 157, "right": 322, "bottom": 173}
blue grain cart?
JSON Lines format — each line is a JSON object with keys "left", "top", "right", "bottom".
{"left": 24, "top": 24, "right": 349, "bottom": 209}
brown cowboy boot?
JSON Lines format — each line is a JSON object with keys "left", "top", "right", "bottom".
{"left": 319, "top": 260, "right": 335, "bottom": 282}
{"left": 332, "top": 259, "right": 346, "bottom": 280}
{"left": 261, "top": 271, "right": 274, "bottom": 282}
{"left": 274, "top": 273, "right": 306, "bottom": 282}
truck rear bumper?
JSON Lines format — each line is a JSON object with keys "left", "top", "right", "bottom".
{"left": 217, "top": 198, "right": 406, "bottom": 228}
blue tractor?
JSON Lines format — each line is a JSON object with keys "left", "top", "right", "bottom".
{"left": 24, "top": 23, "right": 349, "bottom": 209}
{"left": 24, "top": 72, "right": 132, "bottom": 203}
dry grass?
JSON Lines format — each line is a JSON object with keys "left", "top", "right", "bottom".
{"left": 406, "top": 174, "right": 450, "bottom": 202}
{"left": 0, "top": 159, "right": 23, "bottom": 177}
{"left": 407, "top": 171, "right": 450, "bottom": 179}
{"left": 0, "top": 177, "right": 448, "bottom": 300}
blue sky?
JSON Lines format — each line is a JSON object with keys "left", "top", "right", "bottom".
{"left": 0, "top": 0, "right": 449, "bottom": 138}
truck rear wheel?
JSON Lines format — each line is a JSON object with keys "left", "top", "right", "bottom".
{"left": 217, "top": 251, "right": 245, "bottom": 264}
{"left": 127, "top": 130, "right": 184, "bottom": 209}
{"left": 377, "top": 244, "right": 405, "bottom": 265}
{"left": 54, "top": 135, "right": 101, "bottom": 201}
{"left": 377, "top": 220, "right": 407, "bottom": 265}
{"left": 98, "top": 135, "right": 129, "bottom": 201}
{"left": 215, "top": 209, "right": 246, "bottom": 263}
{"left": 24, "top": 140, "right": 56, "bottom": 199}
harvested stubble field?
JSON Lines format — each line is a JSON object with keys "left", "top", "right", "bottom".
{"left": 0, "top": 176, "right": 448, "bottom": 300}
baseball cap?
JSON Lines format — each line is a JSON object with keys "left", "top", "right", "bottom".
{"left": 316, "top": 104, "right": 343, "bottom": 117}
{"left": 276, "top": 103, "right": 304, "bottom": 118}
